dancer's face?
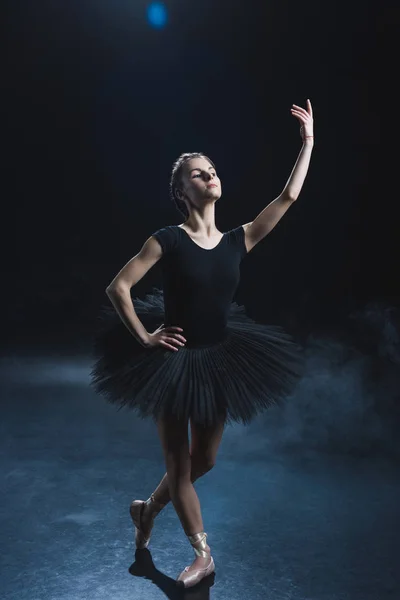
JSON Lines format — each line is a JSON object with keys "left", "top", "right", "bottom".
{"left": 177, "top": 157, "right": 222, "bottom": 209}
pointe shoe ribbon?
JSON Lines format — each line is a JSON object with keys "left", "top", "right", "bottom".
{"left": 176, "top": 532, "right": 215, "bottom": 588}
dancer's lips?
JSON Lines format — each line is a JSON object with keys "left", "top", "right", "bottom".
{"left": 207, "top": 183, "right": 218, "bottom": 188}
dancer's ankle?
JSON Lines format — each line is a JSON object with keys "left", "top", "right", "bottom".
{"left": 145, "top": 493, "right": 167, "bottom": 514}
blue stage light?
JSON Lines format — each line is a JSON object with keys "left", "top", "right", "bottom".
{"left": 147, "top": 2, "right": 168, "bottom": 29}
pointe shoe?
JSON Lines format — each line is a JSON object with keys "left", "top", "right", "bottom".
{"left": 130, "top": 493, "right": 166, "bottom": 549}
{"left": 176, "top": 532, "right": 215, "bottom": 588}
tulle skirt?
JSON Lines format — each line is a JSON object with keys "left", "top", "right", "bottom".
{"left": 89, "top": 288, "right": 304, "bottom": 427}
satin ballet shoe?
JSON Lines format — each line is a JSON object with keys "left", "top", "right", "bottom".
{"left": 130, "top": 493, "right": 166, "bottom": 549}
{"left": 176, "top": 532, "right": 215, "bottom": 588}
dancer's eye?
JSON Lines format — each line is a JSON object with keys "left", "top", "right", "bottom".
{"left": 193, "top": 172, "right": 217, "bottom": 178}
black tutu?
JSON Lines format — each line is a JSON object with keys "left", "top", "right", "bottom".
{"left": 89, "top": 288, "right": 304, "bottom": 427}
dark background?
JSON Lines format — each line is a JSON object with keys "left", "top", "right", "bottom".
{"left": 3, "top": 0, "right": 398, "bottom": 349}
{"left": 2, "top": 7, "right": 400, "bottom": 598}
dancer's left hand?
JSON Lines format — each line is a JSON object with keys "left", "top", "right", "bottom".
{"left": 291, "top": 99, "right": 314, "bottom": 142}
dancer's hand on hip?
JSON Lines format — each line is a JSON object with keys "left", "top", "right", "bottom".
{"left": 145, "top": 325, "right": 187, "bottom": 352}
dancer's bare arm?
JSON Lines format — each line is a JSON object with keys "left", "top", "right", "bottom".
{"left": 104, "top": 236, "right": 163, "bottom": 347}
{"left": 106, "top": 235, "right": 163, "bottom": 293}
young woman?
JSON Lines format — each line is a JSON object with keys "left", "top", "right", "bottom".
{"left": 90, "top": 100, "right": 314, "bottom": 588}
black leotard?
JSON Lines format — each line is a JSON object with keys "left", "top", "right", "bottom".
{"left": 151, "top": 225, "right": 247, "bottom": 347}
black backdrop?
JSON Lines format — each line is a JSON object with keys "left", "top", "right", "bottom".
{"left": 3, "top": 0, "right": 398, "bottom": 347}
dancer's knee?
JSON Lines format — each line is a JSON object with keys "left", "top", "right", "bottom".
{"left": 191, "top": 454, "right": 216, "bottom": 477}
{"left": 189, "top": 416, "right": 224, "bottom": 478}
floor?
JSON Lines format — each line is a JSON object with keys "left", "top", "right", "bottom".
{"left": 1, "top": 351, "right": 399, "bottom": 600}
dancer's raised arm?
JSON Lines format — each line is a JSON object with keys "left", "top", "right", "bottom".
{"left": 244, "top": 99, "right": 314, "bottom": 252}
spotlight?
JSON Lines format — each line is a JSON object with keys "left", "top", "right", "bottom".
{"left": 147, "top": 2, "right": 168, "bottom": 29}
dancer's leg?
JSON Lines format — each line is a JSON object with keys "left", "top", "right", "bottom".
{"left": 140, "top": 415, "right": 226, "bottom": 534}
{"left": 156, "top": 414, "right": 203, "bottom": 535}
{"left": 155, "top": 414, "right": 218, "bottom": 571}
{"left": 151, "top": 416, "right": 225, "bottom": 504}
